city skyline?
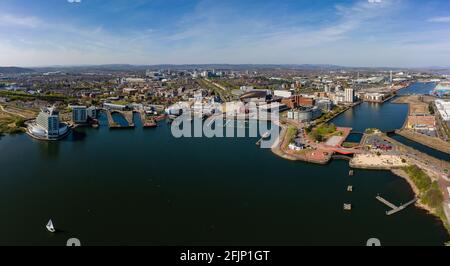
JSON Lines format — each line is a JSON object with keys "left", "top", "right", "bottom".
{"left": 1, "top": 0, "right": 450, "bottom": 67}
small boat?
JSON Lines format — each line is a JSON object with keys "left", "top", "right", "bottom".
{"left": 262, "top": 132, "right": 271, "bottom": 139}
{"left": 46, "top": 219, "right": 56, "bottom": 233}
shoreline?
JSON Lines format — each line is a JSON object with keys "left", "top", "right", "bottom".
{"left": 270, "top": 121, "right": 450, "bottom": 242}
{"left": 391, "top": 168, "right": 450, "bottom": 238}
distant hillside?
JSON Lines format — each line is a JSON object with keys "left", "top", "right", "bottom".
{"left": 34, "top": 64, "right": 350, "bottom": 73}
{"left": 0, "top": 67, "right": 35, "bottom": 74}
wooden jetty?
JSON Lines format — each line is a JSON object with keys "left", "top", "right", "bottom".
{"left": 376, "top": 195, "right": 417, "bottom": 216}
{"left": 343, "top": 204, "right": 352, "bottom": 211}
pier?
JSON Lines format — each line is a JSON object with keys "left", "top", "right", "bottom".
{"left": 376, "top": 195, "right": 418, "bottom": 216}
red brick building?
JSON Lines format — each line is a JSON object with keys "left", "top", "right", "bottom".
{"left": 282, "top": 96, "right": 315, "bottom": 109}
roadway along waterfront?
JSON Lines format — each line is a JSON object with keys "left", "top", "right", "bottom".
{"left": 0, "top": 83, "right": 448, "bottom": 246}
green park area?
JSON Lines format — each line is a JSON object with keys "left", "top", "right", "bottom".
{"left": 309, "top": 123, "right": 341, "bottom": 142}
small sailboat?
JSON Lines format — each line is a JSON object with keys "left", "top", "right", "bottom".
{"left": 46, "top": 219, "right": 56, "bottom": 233}
{"left": 262, "top": 131, "right": 271, "bottom": 139}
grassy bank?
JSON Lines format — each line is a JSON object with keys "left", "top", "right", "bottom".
{"left": 283, "top": 126, "right": 298, "bottom": 149}
{"left": 403, "top": 165, "right": 449, "bottom": 235}
{"left": 0, "top": 115, "right": 26, "bottom": 135}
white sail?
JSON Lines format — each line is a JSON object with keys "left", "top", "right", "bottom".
{"left": 46, "top": 219, "right": 56, "bottom": 233}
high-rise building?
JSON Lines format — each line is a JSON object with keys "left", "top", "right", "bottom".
{"left": 345, "top": 88, "right": 355, "bottom": 103}
{"left": 28, "top": 106, "right": 69, "bottom": 140}
{"left": 72, "top": 106, "right": 88, "bottom": 124}
{"left": 36, "top": 106, "right": 61, "bottom": 137}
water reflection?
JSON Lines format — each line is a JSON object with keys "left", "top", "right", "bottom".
{"left": 37, "top": 141, "right": 60, "bottom": 159}
{"left": 66, "top": 130, "right": 87, "bottom": 142}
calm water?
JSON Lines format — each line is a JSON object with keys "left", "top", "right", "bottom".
{"left": 397, "top": 82, "right": 436, "bottom": 95}
{"left": 331, "top": 101, "right": 408, "bottom": 132}
{"left": 0, "top": 83, "right": 448, "bottom": 246}
{"left": 390, "top": 134, "right": 450, "bottom": 162}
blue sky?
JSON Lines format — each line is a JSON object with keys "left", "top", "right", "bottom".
{"left": 0, "top": 0, "right": 450, "bottom": 67}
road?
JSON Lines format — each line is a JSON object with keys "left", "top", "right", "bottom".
{"left": 0, "top": 104, "right": 27, "bottom": 118}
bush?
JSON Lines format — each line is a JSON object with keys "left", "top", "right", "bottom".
{"left": 310, "top": 123, "right": 337, "bottom": 141}
{"left": 404, "top": 165, "right": 432, "bottom": 193}
{"left": 422, "top": 182, "right": 444, "bottom": 210}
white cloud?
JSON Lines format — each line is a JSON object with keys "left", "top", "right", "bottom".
{"left": 428, "top": 16, "right": 450, "bottom": 23}
{"left": 2, "top": 0, "right": 450, "bottom": 67}
{"left": 0, "top": 14, "right": 41, "bottom": 28}
{"left": 68, "top": 0, "right": 82, "bottom": 3}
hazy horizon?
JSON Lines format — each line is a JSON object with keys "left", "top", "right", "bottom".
{"left": 1, "top": 0, "right": 450, "bottom": 67}
{"left": 1, "top": 63, "right": 450, "bottom": 70}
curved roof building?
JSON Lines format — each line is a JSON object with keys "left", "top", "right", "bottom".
{"left": 240, "top": 90, "right": 268, "bottom": 102}
{"left": 27, "top": 106, "right": 70, "bottom": 140}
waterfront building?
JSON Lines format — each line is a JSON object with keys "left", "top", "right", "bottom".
{"left": 103, "top": 103, "right": 127, "bottom": 111}
{"left": 345, "top": 88, "right": 355, "bottom": 103}
{"left": 435, "top": 99, "right": 450, "bottom": 122}
{"left": 364, "top": 93, "right": 385, "bottom": 103}
{"left": 87, "top": 106, "right": 97, "bottom": 119}
{"left": 71, "top": 106, "right": 88, "bottom": 124}
{"left": 165, "top": 102, "right": 191, "bottom": 116}
{"left": 287, "top": 107, "right": 322, "bottom": 123}
{"left": 27, "top": 106, "right": 69, "bottom": 140}
{"left": 433, "top": 82, "right": 450, "bottom": 97}
{"left": 333, "top": 94, "right": 345, "bottom": 105}
{"left": 316, "top": 99, "right": 334, "bottom": 112}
